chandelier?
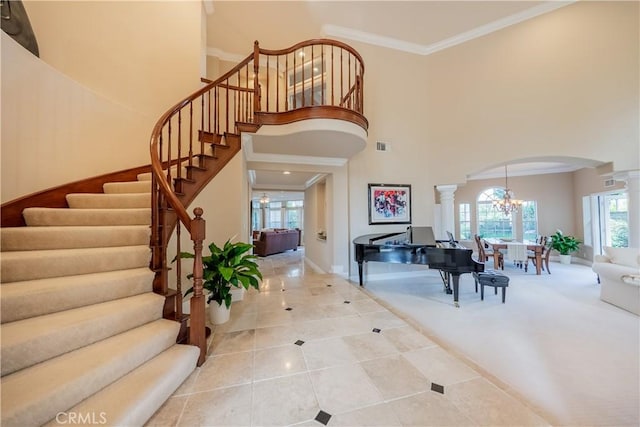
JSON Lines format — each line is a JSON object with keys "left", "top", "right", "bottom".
{"left": 493, "top": 165, "right": 523, "bottom": 215}
{"left": 259, "top": 193, "right": 270, "bottom": 204}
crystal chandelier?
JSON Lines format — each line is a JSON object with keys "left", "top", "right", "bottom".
{"left": 259, "top": 193, "right": 270, "bottom": 204}
{"left": 493, "top": 165, "right": 523, "bottom": 215}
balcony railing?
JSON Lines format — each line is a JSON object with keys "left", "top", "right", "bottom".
{"left": 149, "top": 39, "right": 366, "bottom": 364}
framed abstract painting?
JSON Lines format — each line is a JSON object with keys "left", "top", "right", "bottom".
{"left": 368, "top": 184, "right": 411, "bottom": 225}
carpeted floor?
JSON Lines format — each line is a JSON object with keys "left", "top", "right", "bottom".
{"left": 362, "top": 261, "right": 640, "bottom": 427}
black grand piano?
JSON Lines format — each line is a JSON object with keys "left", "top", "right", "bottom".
{"left": 353, "top": 226, "right": 484, "bottom": 306}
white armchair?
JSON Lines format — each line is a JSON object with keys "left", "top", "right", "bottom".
{"left": 592, "top": 246, "right": 640, "bottom": 315}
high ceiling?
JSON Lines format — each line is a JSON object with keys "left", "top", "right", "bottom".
{"left": 205, "top": 1, "right": 567, "bottom": 57}
{"left": 205, "top": 1, "right": 580, "bottom": 197}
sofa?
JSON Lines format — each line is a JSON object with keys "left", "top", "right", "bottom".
{"left": 592, "top": 246, "right": 640, "bottom": 315}
{"left": 253, "top": 229, "right": 300, "bottom": 257}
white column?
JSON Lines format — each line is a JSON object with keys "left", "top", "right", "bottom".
{"left": 436, "top": 185, "right": 457, "bottom": 240}
{"left": 616, "top": 171, "right": 640, "bottom": 248}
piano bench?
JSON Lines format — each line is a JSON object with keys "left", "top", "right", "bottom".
{"left": 475, "top": 271, "right": 510, "bottom": 303}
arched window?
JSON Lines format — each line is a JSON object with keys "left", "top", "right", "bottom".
{"left": 477, "top": 188, "right": 514, "bottom": 239}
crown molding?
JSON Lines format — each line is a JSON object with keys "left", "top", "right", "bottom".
{"left": 322, "top": 1, "right": 575, "bottom": 56}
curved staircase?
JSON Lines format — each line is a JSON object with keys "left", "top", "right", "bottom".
{"left": 0, "top": 175, "right": 199, "bottom": 426}
{"left": 1, "top": 38, "right": 367, "bottom": 426}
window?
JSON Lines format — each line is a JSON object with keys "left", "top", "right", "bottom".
{"left": 267, "top": 201, "right": 283, "bottom": 229}
{"left": 602, "top": 192, "right": 629, "bottom": 248}
{"left": 285, "top": 200, "right": 304, "bottom": 229}
{"left": 521, "top": 201, "right": 538, "bottom": 242}
{"left": 582, "top": 196, "right": 593, "bottom": 247}
{"left": 256, "top": 199, "right": 304, "bottom": 230}
{"left": 288, "top": 56, "right": 325, "bottom": 109}
{"left": 459, "top": 203, "right": 471, "bottom": 240}
{"left": 477, "top": 188, "right": 513, "bottom": 239}
{"left": 251, "top": 200, "right": 261, "bottom": 231}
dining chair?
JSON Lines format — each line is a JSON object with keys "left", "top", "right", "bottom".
{"left": 474, "top": 235, "right": 503, "bottom": 269}
{"left": 524, "top": 236, "right": 551, "bottom": 274}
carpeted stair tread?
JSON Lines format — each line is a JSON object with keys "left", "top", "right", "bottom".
{"left": 23, "top": 207, "right": 151, "bottom": 226}
{"left": 1, "top": 319, "right": 180, "bottom": 427}
{"left": 1, "top": 268, "right": 153, "bottom": 323}
{"left": 1, "top": 245, "right": 151, "bottom": 283}
{"left": 22, "top": 207, "right": 152, "bottom": 226}
{"left": 1, "top": 292, "right": 165, "bottom": 376}
{"left": 66, "top": 193, "right": 150, "bottom": 209}
{"left": 103, "top": 181, "right": 151, "bottom": 194}
{"left": 0, "top": 225, "right": 150, "bottom": 251}
{"left": 43, "top": 344, "right": 200, "bottom": 427}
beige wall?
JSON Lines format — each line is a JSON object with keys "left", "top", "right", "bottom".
{"left": 1, "top": 33, "right": 149, "bottom": 202}
{"left": 2, "top": 1, "right": 204, "bottom": 202}
{"left": 342, "top": 1, "right": 637, "bottom": 276}
{"left": 198, "top": 152, "right": 245, "bottom": 246}
{"left": 171, "top": 150, "right": 246, "bottom": 290}
{"left": 24, "top": 0, "right": 203, "bottom": 119}
{"left": 180, "top": 1, "right": 639, "bottom": 276}
{"left": 423, "top": 1, "right": 638, "bottom": 183}
{"left": 304, "top": 181, "right": 331, "bottom": 272}
{"left": 453, "top": 172, "right": 576, "bottom": 239}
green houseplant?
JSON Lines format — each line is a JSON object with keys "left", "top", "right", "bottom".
{"left": 549, "top": 230, "right": 581, "bottom": 264}
{"left": 176, "top": 239, "right": 262, "bottom": 324}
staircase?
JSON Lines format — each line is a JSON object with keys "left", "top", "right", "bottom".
{"left": 1, "top": 38, "right": 367, "bottom": 425}
{"left": 0, "top": 175, "right": 199, "bottom": 426}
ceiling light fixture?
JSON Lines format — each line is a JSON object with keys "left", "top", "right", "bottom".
{"left": 260, "top": 193, "right": 270, "bottom": 204}
{"left": 493, "top": 165, "right": 523, "bottom": 216}
{"left": 283, "top": 171, "right": 291, "bottom": 175}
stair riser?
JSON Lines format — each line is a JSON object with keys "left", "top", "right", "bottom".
{"left": 1, "top": 246, "right": 151, "bottom": 283}
{"left": 103, "top": 181, "right": 151, "bottom": 194}
{"left": 66, "top": 193, "right": 150, "bottom": 209}
{"left": 1, "top": 226, "right": 150, "bottom": 251}
{"left": 1, "top": 320, "right": 180, "bottom": 427}
{"left": 1, "top": 268, "right": 154, "bottom": 323}
{"left": 1, "top": 293, "right": 165, "bottom": 376}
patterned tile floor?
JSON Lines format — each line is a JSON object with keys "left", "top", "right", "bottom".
{"left": 147, "top": 250, "right": 549, "bottom": 426}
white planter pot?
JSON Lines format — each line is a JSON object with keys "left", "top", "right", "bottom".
{"left": 559, "top": 254, "right": 572, "bottom": 265}
{"left": 230, "top": 286, "right": 245, "bottom": 302}
{"left": 209, "top": 301, "right": 231, "bottom": 325}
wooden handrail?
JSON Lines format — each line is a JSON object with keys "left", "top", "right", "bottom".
{"left": 149, "top": 40, "right": 366, "bottom": 366}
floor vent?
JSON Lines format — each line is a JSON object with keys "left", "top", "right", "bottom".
{"left": 376, "top": 141, "right": 390, "bottom": 152}
{"left": 604, "top": 178, "right": 616, "bottom": 188}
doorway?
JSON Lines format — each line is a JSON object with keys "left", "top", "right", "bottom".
{"left": 587, "top": 191, "right": 629, "bottom": 255}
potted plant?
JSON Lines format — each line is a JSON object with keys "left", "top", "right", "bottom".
{"left": 176, "top": 238, "right": 262, "bottom": 324}
{"left": 549, "top": 230, "right": 581, "bottom": 264}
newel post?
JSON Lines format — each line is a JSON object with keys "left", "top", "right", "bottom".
{"left": 253, "top": 40, "right": 261, "bottom": 113}
{"left": 189, "top": 207, "right": 207, "bottom": 366}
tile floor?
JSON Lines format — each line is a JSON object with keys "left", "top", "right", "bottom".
{"left": 147, "top": 250, "right": 549, "bottom": 426}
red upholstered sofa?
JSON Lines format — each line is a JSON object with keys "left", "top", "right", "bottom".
{"left": 253, "top": 229, "right": 300, "bottom": 257}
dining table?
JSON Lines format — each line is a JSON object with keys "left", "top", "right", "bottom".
{"left": 484, "top": 238, "right": 545, "bottom": 275}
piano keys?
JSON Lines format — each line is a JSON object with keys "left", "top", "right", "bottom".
{"left": 353, "top": 226, "right": 484, "bottom": 306}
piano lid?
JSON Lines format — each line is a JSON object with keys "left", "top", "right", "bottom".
{"left": 353, "top": 226, "right": 437, "bottom": 247}
{"left": 408, "top": 226, "right": 437, "bottom": 246}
